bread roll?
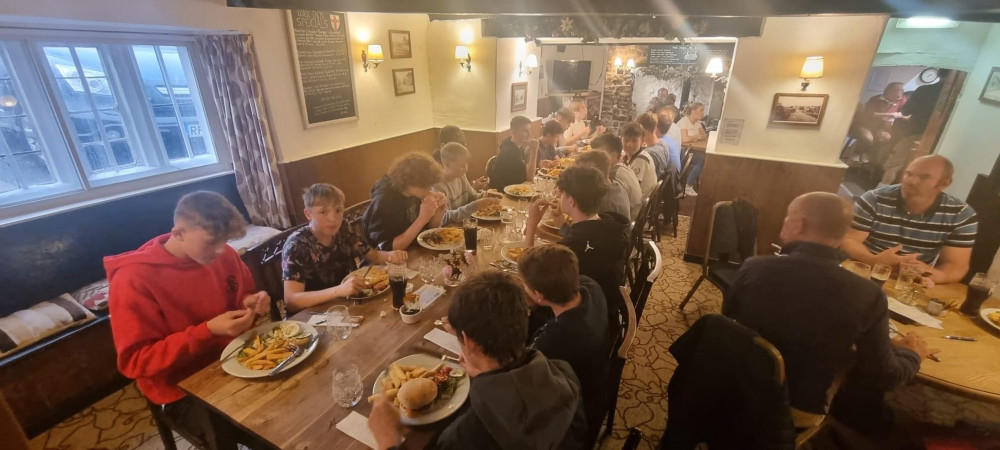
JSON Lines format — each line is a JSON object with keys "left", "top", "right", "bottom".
{"left": 396, "top": 377, "right": 437, "bottom": 413}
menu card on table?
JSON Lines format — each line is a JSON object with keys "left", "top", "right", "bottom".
{"left": 424, "top": 328, "right": 463, "bottom": 356}
{"left": 887, "top": 297, "right": 943, "bottom": 329}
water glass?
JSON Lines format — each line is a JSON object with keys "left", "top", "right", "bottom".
{"left": 896, "top": 265, "right": 919, "bottom": 304}
{"left": 513, "top": 212, "right": 527, "bottom": 236}
{"left": 871, "top": 264, "right": 892, "bottom": 288}
{"left": 846, "top": 261, "right": 871, "bottom": 279}
{"left": 418, "top": 256, "right": 438, "bottom": 284}
{"left": 332, "top": 364, "right": 363, "bottom": 408}
{"left": 479, "top": 228, "right": 496, "bottom": 251}
{"left": 326, "top": 305, "right": 352, "bottom": 340}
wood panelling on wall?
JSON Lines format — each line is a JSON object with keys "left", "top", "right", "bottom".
{"left": 280, "top": 122, "right": 543, "bottom": 224}
{"left": 685, "top": 153, "right": 846, "bottom": 259}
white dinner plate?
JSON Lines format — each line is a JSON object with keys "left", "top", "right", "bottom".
{"left": 500, "top": 243, "right": 527, "bottom": 264}
{"left": 503, "top": 184, "right": 536, "bottom": 198}
{"left": 343, "top": 265, "right": 388, "bottom": 300}
{"left": 980, "top": 308, "right": 1000, "bottom": 333}
{"left": 416, "top": 227, "right": 464, "bottom": 251}
{"left": 372, "top": 353, "right": 470, "bottom": 426}
{"left": 220, "top": 321, "right": 319, "bottom": 378}
{"left": 471, "top": 209, "right": 502, "bottom": 221}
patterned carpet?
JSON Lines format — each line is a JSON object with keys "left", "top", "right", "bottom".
{"left": 29, "top": 216, "right": 719, "bottom": 450}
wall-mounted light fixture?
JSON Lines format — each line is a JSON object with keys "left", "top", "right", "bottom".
{"left": 518, "top": 54, "right": 538, "bottom": 77}
{"left": 614, "top": 57, "right": 636, "bottom": 75}
{"left": 455, "top": 45, "right": 472, "bottom": 71}
{"left": 799, "top": 56, "right": 824, "bottom": 91}
{"left": 705, "top": 57, "right": 727, "bottom": 83}
{"left": 361, "top": 44, "right": 383, "bottom": 72}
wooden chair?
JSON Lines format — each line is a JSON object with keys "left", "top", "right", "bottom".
{"left": 644, "top": 179, "right": 666, "bottom": 242}
{"left": 652, "top": 170, "right": 681, "bottom": 238}
{"left": 677, "top": 151, "right": 696, "bottom": 199}
{"left": 602, "top": 286, "right": 638, "bottom": 440}
{"left": 624, "top": 198, "right": 653, "bottom": 288}
{"left": 753, "top": 338, "right": 830, "bottom": 448}
{"left": 630, "top": 240, "right": 663, "bottom": 322}
{"left": 622, "top": 428, "right": 644, "bottom": 450}
{"left": 344, "top": 199, "right": 372, "bottom": 238}
{"left": 241, "top": 223, "right": 306, "bottom": 321}
{"left": 678, "top": 198, "right": 758, "bottom": 310}
{"left": 147, "top": 400, "right": 204, "bottom": 450}
{"left": 0, "top": 394, "right": 29, "bottom": 450}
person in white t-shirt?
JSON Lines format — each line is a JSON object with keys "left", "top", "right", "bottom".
{"left": 564, "top": 98, "right": 606, "bottom": 146}
{"left": 678, "top": 102, "right": 708, "bottom": 197}
{"left": 621, "top": 123, "right": 657, "bottom": 198}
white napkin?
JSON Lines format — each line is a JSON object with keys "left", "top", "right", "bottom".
{"left": 335, "top": 412, "right": 378, "bottom": 449}
{"left": 406, "top": 268, "right": 418, "bottom": 279}
{"left": 887, "top": 297, "right": 944, "bottom": 329}
{"left": 414, "top": 284, "right": 446, "bottom": 309}
{"left": 424, "top": 328, "right": 463, "bottom": 355}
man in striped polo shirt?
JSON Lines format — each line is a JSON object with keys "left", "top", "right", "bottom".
{"left": 843, "top": 155, "right": 977, "bottom": 284}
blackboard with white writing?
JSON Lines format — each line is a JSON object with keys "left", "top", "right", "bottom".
{"left": 287, "top": 10, "right": 358, "bottom": 126}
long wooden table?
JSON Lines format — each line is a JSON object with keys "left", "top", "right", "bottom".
{"left": 886, "top": 282, "right": 1000, "bottom": 403}
{"left": 179, "top": 194, "right": 560, "bottom": 449}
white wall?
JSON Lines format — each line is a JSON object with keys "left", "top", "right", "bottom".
{"left": 875, "top": 19, "right": 993, "bottom": 72}
{"left": 495, "top": 38, "right": 540, "bottom": 130}
{"left": 427, "top": 19, "right": 497, "bottom": 132}
{"left": 715, "top": 15, "right": 888, "bottom": 166}
{"left": 936, "top": 24, "right": 1000, "bottom": 199}
{"left": 539, "top": 45, "right": 608, "bottom": 97}
{"left": 0, "top": 1, "right": 435, "bottom": 163}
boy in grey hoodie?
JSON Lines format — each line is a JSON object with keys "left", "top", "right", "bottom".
{"left": 369, "top": 270, "right": 588, "bottom": 449}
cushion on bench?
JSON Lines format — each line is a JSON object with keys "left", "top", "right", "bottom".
{"left": 0, "top": 295, "right": 95, "bottom": 360}
{"left": 71, "top": 280, "right": 110, "bottom": 312}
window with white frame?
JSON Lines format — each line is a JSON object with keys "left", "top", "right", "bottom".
{"left": 0, "top": 31, "right": 228, "bottom": 222}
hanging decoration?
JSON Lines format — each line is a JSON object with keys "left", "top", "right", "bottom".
{"left": 481, "top": 15, "right": 762, "bottom": 42}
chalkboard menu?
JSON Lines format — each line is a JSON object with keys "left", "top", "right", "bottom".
{"left": 286, "top": 10, "right": 358, "bottom": 127}
{"left": 648, "top": 44, "right": 734, "bottom": 67}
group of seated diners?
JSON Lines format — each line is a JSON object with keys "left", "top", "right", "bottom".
{"left": 103, "top": 100, "right": 976, "bottom": 448}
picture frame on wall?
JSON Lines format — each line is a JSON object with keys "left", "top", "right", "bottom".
{"left": 388, "top": 30, "right": 412, "bottom": 59}
{"left": 511, "top": 82, "right": 528, "bottom": 112}
{"left": 979, "top": 67, "right": 1000, "bottom": 106}
{"left": 768, "top": 93, "right": 829, "bottom": 127}
{"left": 393, "top": 68, "right": 416, "bottom": 96}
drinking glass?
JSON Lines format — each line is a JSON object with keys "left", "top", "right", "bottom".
{"left": 479, "top": 228, "right": 496, "bottom": 251}
{"left": 500, "top": 209, "right": 517, "bottom": 243}
{"left": 517, "top": 199, "right": 529, "bottom": 215}
{"left": 871, "top": 264, "right": 892, "bottom": 288}
{"left": 463, "top": 217, "right": 478, "bottom": 252}
{"left": 846, "top": 261, "right": 871, "bottom": 280}
{"left": 896, "top": 265, "right": 919, "bottom": 304}
{"left": 387, "top": 261, "right": 407, "bottom": 309}
{"left": 418, "top": 256, "right": 438, "bottom": 284}
{"left": 326, "top": 305, "right": 352, "bottom": 340}
{"left": 513, "top": 212, "right": 527, "bottom": 237}
{"left": 332, "top": 364, "right": 363, "bottom": 408}
{"left": 961, "top": 272, "right": 996, "bottom": 316}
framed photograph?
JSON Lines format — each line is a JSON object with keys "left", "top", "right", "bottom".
{"left": 979, "top": 67, "right": 1000, "bottom": 106}
{"left": 388, "top": 30, "right": 412, "bottom": 59}
{"left": 768, "top": 93, "right": 829, "bottom": 127}
{"left": 393, "top": 68, "right": 416, "bottom": 96}
{"left": 511, "top": 82, "right": 528, "bottom": 112}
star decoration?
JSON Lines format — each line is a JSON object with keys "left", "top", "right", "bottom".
{"left": 560, "top": 17, "right": 575, "bottom": 34}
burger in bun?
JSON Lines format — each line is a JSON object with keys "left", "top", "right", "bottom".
{"left": 396, "top": 377, "right": 438, "bottom": 417}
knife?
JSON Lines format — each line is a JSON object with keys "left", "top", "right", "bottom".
{"left": 269, "top": 334, "right": 319, "bottom": 376}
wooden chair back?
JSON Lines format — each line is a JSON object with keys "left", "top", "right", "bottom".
{"left": 602, "top": 286, "right": 638, "bottom": 439}
{"left": 344, "top": 199, "right": 371, "bottom": 239}
{"left": 241, "top": 224, "right": 306, "bottom": 321}
{"left": 625, "top": 198, "right": 653, "bottom": 287}
{"left": 701, "top": 198, "right": 759, "bottom": 272}
{"left": 630, "top": 240, "right": 663, "bottom": 321}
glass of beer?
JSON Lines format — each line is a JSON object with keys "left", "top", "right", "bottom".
{"left": 896, "top": 265, "right": 919, "bottom": 304}
{"left": 847, "top": 261, "right": 872, "bottom": 280}
{"left": 387, "top": 261, "right": 407, "bottom": 309}
{"left": 871, "top": 264, "right": 892, "bottom": 287}
{"left": 960, "top": 272, "right": 996, "bottom": 316}
{"left": 463, "top": 217, "right": 478, "bottom": 252}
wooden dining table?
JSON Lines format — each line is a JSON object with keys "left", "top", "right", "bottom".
{"left": 178, "top": 191, "right": 560, "bottom": 449}
{"left": 885, "top": 282, "right": 1000, "bottom": 403}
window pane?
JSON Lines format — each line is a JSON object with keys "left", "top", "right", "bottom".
{"left": 110, "top": 140, "right": 134, "bottom": 166}
{"left": 0, "top": 80, "right": 25, "bottom": 117}
{"left": 0, "top": 52, "right": 58, "bottom": 194}
{"left": 43, "top": 47, "right": 78, "bottom": 78}
{"left": 82, "top": 143, "right": 109, "bottom": 171}
{"left": 54, "top": 78, "right": 90, "bottom": 113}
{"left": 13, "top": 152, "right": 55, "bottom": 184}
{"left": 132, "top": 44, "right": 216, "bottom": 164}
{"left": 76, "top": 47, "right": 105, "bottom": 76}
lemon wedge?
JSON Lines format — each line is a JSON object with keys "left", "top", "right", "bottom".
{"left": 279, "top": 322, "right": 300, "bottom": 338}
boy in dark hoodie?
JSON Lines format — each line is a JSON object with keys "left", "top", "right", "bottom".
{"left": 369, "top": 270, "right": 588, "bottom": 450}
{"left": 524, "top": 166, "right": 629, "bottom": 303}
{"left": 105, "top": 191, "right": 270, "bottom": 450}
{"left": 362, "top": 152, "right": 448, "bottom": 251}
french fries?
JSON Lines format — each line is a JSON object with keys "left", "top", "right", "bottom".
{"left": 370, "top": 363, "right": 449, "bottom": 407}
{"left": 234, "top": 325, "right": 311, "bottom": 371}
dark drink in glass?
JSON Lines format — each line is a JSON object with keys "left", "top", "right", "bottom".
{"left": 389, "top": 275, "right": 407, "bottom": 309}
{"left": 463, "top": 218, "right": 478, "bottom": 252}
{"left": 871, "top": 273, "right": 889, "bottom": 287}
{"left": 961, "top": 284, "right": 992, "bottom": 316}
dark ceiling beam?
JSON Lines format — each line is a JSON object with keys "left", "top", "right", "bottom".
{"left": 227, "top": 0, "right": 1000, "bottom": 22}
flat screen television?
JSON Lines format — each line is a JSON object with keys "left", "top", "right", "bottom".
{"left": 551, "top": 60, "right": 591, "bottom": 92}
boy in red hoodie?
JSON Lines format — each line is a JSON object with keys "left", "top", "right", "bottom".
{"left": 106, "top": 191, "right": 270, "bottom": 449}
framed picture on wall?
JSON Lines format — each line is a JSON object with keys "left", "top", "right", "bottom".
{"left": 768, "top": 93, "right": 829, "bottom": 127}
{"left": 393, "top": 68, "right": 416, "bottom": 96}
{"left": 980, "top": 67, "right": 1000, "bottom": 106}
{"left": 511, "top": 82, "right": 528, "bottom": 112}
{"left": 388, "top": 30, "right": 412, "bottom": 59}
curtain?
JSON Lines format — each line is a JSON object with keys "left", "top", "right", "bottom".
{"left": 197, "top": 34, "right": 292, "bottom": 229}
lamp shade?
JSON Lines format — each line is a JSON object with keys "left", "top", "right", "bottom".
{"left": 455, "top": 45, "right": 469, "bottom": 60}
{"left": 525, "top": 53, "right": 538, "bottom": 69}
{"left": 800, "top": 56, "right": 824, "bottom": 79}
{"left": 626, "top": 58, "right": 636, "bottom": 69}
{"left": 705, "top": 57, "right": 724, "bottom": 75}
{"left": 366, "top": 44, "right": 384, "bottom": 61}
{"left": 614, "top": 57, "right": 623, "bottom": 68}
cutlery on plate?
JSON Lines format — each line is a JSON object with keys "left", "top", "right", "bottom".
{"left": 221, "top": 334, "right": 256, "bottom": 361}
{"left": 269, "top": 334, "right": 319, "bottom": 376}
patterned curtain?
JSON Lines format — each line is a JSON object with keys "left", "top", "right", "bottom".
{"left": 197, "top": 34, "right": 292, "bottom": 229}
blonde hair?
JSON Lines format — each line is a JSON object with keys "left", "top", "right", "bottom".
{"left": 174, "top": 191, "right": 246, "bottom": 241}
{"left": 439, "top": 142, "right": 471, "bottom": 164}
{"left": 303, "top": 183, "right": 345, "bottom": 208}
